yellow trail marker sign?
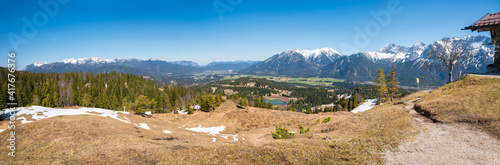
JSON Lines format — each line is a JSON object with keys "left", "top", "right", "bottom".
{"left": 416, "top": 78, "right": 420, "bottom": 83}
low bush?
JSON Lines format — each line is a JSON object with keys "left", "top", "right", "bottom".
{"left": 271, "top": 126, "right": 295, "bottom": 139}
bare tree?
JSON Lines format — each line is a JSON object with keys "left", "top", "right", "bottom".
{"left": 426, "top": 38, "right": 473, "bottom": 83}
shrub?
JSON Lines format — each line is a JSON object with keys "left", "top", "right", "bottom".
{"left": 316, "top": 119, "right": 321, "bottom": 124}
{"left": 298, "top": 124, "right": 310, "bottom": 134}
{"left": 271, "top": 126, "right": 295, "bottom": 139}
{"left": 323, "top": 117, "right": 331, "bottom": 123}
{"left": 187, "top": 107, "right": 194, "bottom": 114}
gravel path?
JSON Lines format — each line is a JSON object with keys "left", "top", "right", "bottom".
{"left": 383, "top": 99, "right": 500, "bottom": 165}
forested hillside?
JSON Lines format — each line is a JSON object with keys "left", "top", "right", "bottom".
{"left": 0, "top": 68, "right": 219, "bottom": 113}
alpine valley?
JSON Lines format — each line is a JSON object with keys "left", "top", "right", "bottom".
{"left": 24, "top": 35, "right": 494, "bottom": 87}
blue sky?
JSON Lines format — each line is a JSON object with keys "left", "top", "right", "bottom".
{"left": 1, "top": 0, "right": 499, "bottom": 68}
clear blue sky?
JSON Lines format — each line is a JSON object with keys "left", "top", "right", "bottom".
{"left": 1, "top": 0, "right": 499, "bottom": 68}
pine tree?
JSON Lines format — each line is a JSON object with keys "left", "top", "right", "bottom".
{"left": 374, "top": 68, "right": 388, "bottom": 105}
{"left": 386, "top": 66, "right": 399, "bottom": 101}
{"left": 244, "top": 98, "right": 249, "bottom": 109}
{"left": 133, "top": 95, "right": 156, "bottom": 114}
{"left": 215, "top": 93, "right": 221, "bottom": 106}
{"left": 82, "top": 93, "right": 92, "bottom": 107}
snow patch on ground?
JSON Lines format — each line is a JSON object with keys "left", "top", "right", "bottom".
{"left": 135, "top": 123, "right": 150, "bottom": 130}
{"left": 177, "top": 109, "right": 188, "bottom": 114}
{"left": 232, "top": 135, "right": 238, "bottom": 142}
{"left": 351, "top": 99, "right": 378, "bottom": 113}
{"left": 186, "top": 125, "right": 225, "bottom": 136}
{"left": 4, "top": 106, "right": 131, "bottom": 124}
{"left": 16, "top": 117, "right": 33, "bottom": 124}
{"left": 0, "top": 129, "right": 5, "bottom": 133}
{"left": 163, "top": 130, "right": 172, "bottom": 134}
{"left": 220, "top": 134, "right": 230, "bottom": 139}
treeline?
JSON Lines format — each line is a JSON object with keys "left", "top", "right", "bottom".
{"left": 0, "top": 68, "right": 220, "bottom": 113}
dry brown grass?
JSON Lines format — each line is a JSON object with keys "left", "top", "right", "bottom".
{"left": 415, "top": 75, "right": 500, "bottom": 139}
{"left": 0, "top": 98, "right": 415, "bottom": 164}
{"left": 401, "top": 91, "right": 429, "bottom": 102}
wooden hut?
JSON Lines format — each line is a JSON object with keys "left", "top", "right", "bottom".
{"left": 463, "top": 12, "right": 500, "bottom": 73}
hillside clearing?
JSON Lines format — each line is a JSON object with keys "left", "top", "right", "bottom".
{"left": 0, "top": 98, "right": 415, "bottom": 164}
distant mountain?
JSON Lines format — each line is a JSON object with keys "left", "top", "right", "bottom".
{"left": 239, "top": 47, "right": 344, "bottom": 77}
{"left": 358, "top": 35, "right": 493, "bottom": 86}
{"left": 203, "top": 60, "right": 261, "bottom": 71}
{"left": 244, "top": 35, "right": 494, "bottom": 86}
{"left": 23, "top": 36, "right": 494, "bottom": 87}
{"left": 23, "top": 57, "right": 201, "bottom": 75}
{"left": 171, "top": 60, "right": 200, "bottom": 67}
{"left": 298, "top": 47, "right": 343, "bottom": 67}
{"left": 318, "top": 53, "right": 378, "bottom": 81}
{"left": 239, "top": 50, "right": 320, "bottom": 77}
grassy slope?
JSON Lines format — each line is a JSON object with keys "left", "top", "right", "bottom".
{"left": 415, "top": 75, "right": 500, "bottom": 139}
{"left": 0, "top": 100, "right": 414, "bottom": 164}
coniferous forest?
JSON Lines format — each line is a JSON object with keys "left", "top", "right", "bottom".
{"left": 0, "top": 68, "right": 219, "bottom": 113}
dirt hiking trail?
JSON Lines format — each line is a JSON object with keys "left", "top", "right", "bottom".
{"left": 384, "top": 97, "right": 500, "bottom": 164}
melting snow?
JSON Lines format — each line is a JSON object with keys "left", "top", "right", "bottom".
{"left": 212, "top": 138, "right": 217, "bottom": 142}
{"left": 0, "top": 129, "right": 5, "bottom": 133}
{"left": 177, "top": 109, "right": 188, "bottom": 114}
{"left": 16, "top": 117, "right": 33, "bottom": 124}
{"left": 232, "top": 135, "right": 238, "bottom": 142}
{"left": 220, "top": 134, "right": 230, "bottom": 139}
{"left": 3, "top": 106, "right": 131, "bottom": 124}
{"left": 351, "top": 99, "right": 378, "bottom": 114}
{"left": 135, "top": 123, "right": 150, "bottom": 130}
{"left": 186, "top": 125, "right": 225, "bottom": 136}
{"left": 163, "top": 130, "right": 172, "bottom": 134}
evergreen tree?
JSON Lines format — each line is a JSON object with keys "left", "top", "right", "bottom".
{"left": 133, "top": 95, "right": 156, "bottom": 114}
{"left": 386, "top": 66, "right": 400, "bottom": 101}
{"left": 82, "top": 93, "right": 92, "bottom": 107}
{"left": 215, "top": 93, "right": 222, "bottom": 106}
{"left": 374, "top": 68, "right": 388, "bottom": 105}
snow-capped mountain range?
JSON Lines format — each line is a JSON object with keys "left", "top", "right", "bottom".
{"left": 242, "top": 35, "right": 494, "bottom": 85}
{"left": 29, "top": 57, "right": 199, "bottom": 68}
{"left": 276, "top": 47, "right": 343, "bottom": 67}
{"left": 24, "top": 35, "right": 494, "bottom": 86}
{"left": 364, "top": 35, "right": 493, "bottom": 62}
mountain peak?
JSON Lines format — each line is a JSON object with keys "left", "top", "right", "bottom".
{"left": 33, "top": 61, "right": 49, "bottom": 67}
{"left": 378, "top": 43, "right": 409, "bottom": 54}
{"left": 278, "top": 47, "right": 343, "bottom": 67}
{"left": 291, "top": 47, "right": 342, "bottom": 58}
{"left": 61, "top": 57, "right": 119, "bottom": 64}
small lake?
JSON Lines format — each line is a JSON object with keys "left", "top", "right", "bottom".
{"left": 264, "top": 99, "right": 287, "bottom": 105}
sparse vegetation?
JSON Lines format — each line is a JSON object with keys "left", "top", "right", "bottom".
{"left": 0, "top": 92, "right": 416, "bottom": 164}
{"left": 323, "top": 117, "right": 331, "bottom": 123}
{"left": 298, "top": 124, "right": 310, "bottom": 134}
{"left": 271, "top": 126, "right": 295, "bottom": 139}
{"left": 415, "top": 75, "right": 500, "bottom": 139}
